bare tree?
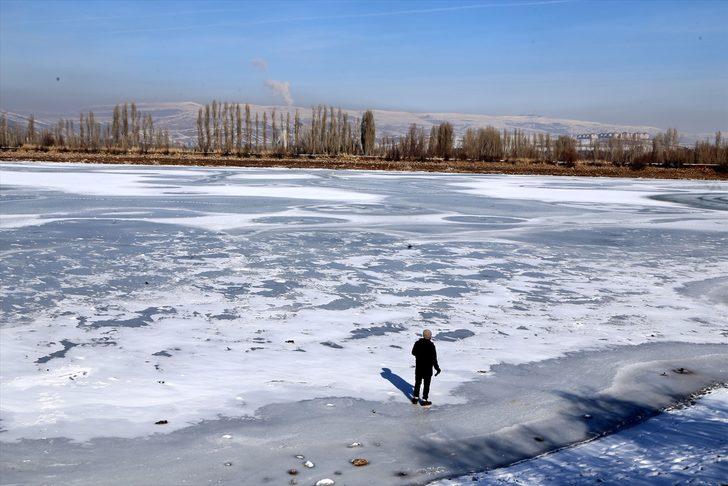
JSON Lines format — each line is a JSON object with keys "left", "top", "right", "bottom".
{"left": 245, "top": 104, "right": 252, "bottom": 152}
{"left": 262, "top": 111, "right": 268, "bottom": 150}
{"left": 26, "top": 115, "right": 36, "bottom": 145}
{"left": 361, "top": 110, "right": 375, "bottom": 155}
{"left": 436, "top": 122, "right": 454, "bottom": 160}
{"left": 235, "top": 104, "right": 242, "bottom": 155}
{"left": 285, "top": 112, "right": 291, "bottom": 152}
{"left": 294, "top": 110, "right": 301, "bottom": 152}
{"left": 131, "top": 102, "right": 139, "bottom": 147}
{"left": 197, "top": 108, "right": 205, "bottom": 152}
{"left": 112, "top": 105, "right": 121, "bottom": 146}
{"left": 255, "top": 112, "right": 260, "bottom": 151}
{"left": 121, "top": 103, "right": 129, "bottom": 149}
{"left": 554, "top": 135, "right": 578, "bottom": 165}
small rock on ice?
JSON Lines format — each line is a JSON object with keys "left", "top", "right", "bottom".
{"left": 315, "top": 480, "right": 335, "bottom": 486}
{"left": 347, "top": 441, "right": 362, "bottom": 448}
{"left": 351, "top": 458, "right": 369, "bottom": 466}
{"left": 221, "top": 434, "right": 232, "bottom": 439}
{"left": 304, "top": 460, "right": 315, "bottom": 468}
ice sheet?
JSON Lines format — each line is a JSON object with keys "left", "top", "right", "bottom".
{"left": 1, "top": 163, "right": 726, "bottom": 442}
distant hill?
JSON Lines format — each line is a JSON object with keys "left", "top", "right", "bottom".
{"left": 2, "top": 102, "right": 709, "bottom": 145}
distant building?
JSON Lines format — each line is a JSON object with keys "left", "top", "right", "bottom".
{"left": 576, "top": 132, "right": 651, "bottom": 151}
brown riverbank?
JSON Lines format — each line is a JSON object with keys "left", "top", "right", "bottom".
{"left": 1, "top": 149, "right": 725, "bottom": 180}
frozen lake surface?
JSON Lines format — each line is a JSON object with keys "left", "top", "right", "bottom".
{"left": 1, "top": 163, "right": 727, "bottom": 484}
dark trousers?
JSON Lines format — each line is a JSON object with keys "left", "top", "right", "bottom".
{"left": 414, "top": 373, "right": 431, "bottom": 400}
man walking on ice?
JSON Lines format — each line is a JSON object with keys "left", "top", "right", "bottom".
{"left": 411, "top": 329, "right": 441, "bottom": 406}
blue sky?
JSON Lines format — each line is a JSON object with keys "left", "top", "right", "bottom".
{"left": 1, "top": 0, "right": 726, "bottom": 132}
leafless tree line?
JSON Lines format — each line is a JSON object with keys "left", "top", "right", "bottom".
{"left": 196, "top": 101, "right": 371, "bottom": 156}
{"left": 0, "top": 103, "right": 171, "bottom": 153}
{"left": 381, "top": 124, "right": 578, "bottom": 165}
{"left": 2, "top": 103, "right": 725, "bottom": 170}
{"left": 382, "top": 123, "right": 725, "bottom": 169}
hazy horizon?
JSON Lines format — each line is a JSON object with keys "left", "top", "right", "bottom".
{"left": 1, "top": 0, "right": 727, "bottom": 133}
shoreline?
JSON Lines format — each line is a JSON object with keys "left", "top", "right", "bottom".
{"left": 2, "top": 150, "right": 726, "bottom": 180}
{"left": 433, "top": 381, "right": 728, "bottom": 482}
{"left": 431, "top": 383, "right": 728, "bottom": 485}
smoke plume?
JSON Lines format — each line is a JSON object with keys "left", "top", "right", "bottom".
{"left": 264, "top": 79, "right": 293, "bottom": 106}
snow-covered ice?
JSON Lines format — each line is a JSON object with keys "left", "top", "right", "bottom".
{"left": 433, "top": 386, "right": 728, "bottom": 486}
{"left": 0, "top": 162, "right": 726, "bottom": 484}
{"left": 1, "top": 163, "right": 727, "bottom": 443}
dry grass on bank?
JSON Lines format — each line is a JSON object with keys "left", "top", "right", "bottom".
{"left": 1, "top": 149, "right": 725, "bottom": 180}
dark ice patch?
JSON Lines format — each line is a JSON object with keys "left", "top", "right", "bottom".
{"left": 435, "top": 329, "right": 475, "bottom": 342}
{"left": 419, "top": 311, "right": 448, "bottom": 321}
{"left": 35, "top": 339, "right": 78, "bottom": 364}
{"left": 256, "top": 280, "right": 300, "bottom": 297}
{"left": 650, "top": 193, "right": 728, "bottom": 211}
{"left": 348, "top": 323, "right": 406, "bottom": 339}
{"left": 218, "top": 284, "right": 250, "bottom": 300}
{"left": 86, "top": 306, "right": 177, "bottom": 328}
{"left": 320, "top": 297, "right": 359, "bottom": 311}
{"left": 252, "top": 216, "right": 348, "bottom": 225}
{"left": 522, "top": 271, "right": 550, "bottom": 278}
{"left": 396, "top": 286, "right": 471, "bottom": 298}
{"left": 606, "top": 314, "right": 645, "bottom": 326}
{"left": 479, "top": 269, "right": 506, "bottom": 280}
{"left": 152, "top": 350, "right": 172, "bottom": 357}
{"left": 336, "top": 283, "right": 369, "bottom": 294}
{"left": 444, "top": 215, "right": 525, "bottom": 225}
{"left": 310, "top": 203, "right": 428, "bottom": 216}
{"left": 321, "top": 341, "right": 343, "bottom": 349}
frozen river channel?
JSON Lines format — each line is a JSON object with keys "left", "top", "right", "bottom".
{"left": 1, "top": 163, "right": 727, "bottom": 484}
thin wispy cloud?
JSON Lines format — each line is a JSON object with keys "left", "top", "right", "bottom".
{"left": 8, "top": 8, "right": 248, "bottom": 25}
{"left": 108, "top": 1, "right": 573, "bottom": 35}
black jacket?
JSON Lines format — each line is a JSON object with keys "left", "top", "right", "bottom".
{"left": 412, "top": 338, "right": 440, "bottom": 376}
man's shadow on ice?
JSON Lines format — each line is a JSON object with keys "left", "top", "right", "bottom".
{"left": 381, "top": 367, "right": 413, "bottom": 400}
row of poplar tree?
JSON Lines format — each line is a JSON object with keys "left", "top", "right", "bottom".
{"left": 195, "top": 102, "right": 376, "bottom": 156}
{"left": 0, "top": 103, "right": 171, "bottom": 153}
{"left": 1, "top": 102, "right": 725, "bottom": 168}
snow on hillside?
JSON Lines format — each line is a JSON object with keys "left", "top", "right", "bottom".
{"left": 2, "top": 102, "right": 675, "bottom": 146}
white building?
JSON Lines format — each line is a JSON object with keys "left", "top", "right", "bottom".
{"left": 576, "top": 132, "right": 651, "bottom": 151}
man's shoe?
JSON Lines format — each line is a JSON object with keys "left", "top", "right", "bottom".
{"left": 421, "top": 400, "right": 432, "bottom": 407}
{"left": 411, "top": 397, "right": 419, "bottom": 404}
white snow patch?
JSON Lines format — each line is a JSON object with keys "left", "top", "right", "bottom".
{"left": 0, "top": 167, "right": 379, "bottom": 202}
{"left": 451, "top": 177, "right": 719, "bottom": 207}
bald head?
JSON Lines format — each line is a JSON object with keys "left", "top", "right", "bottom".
{"left": 423, "top": 329, "right": 432, "bottom": 339}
